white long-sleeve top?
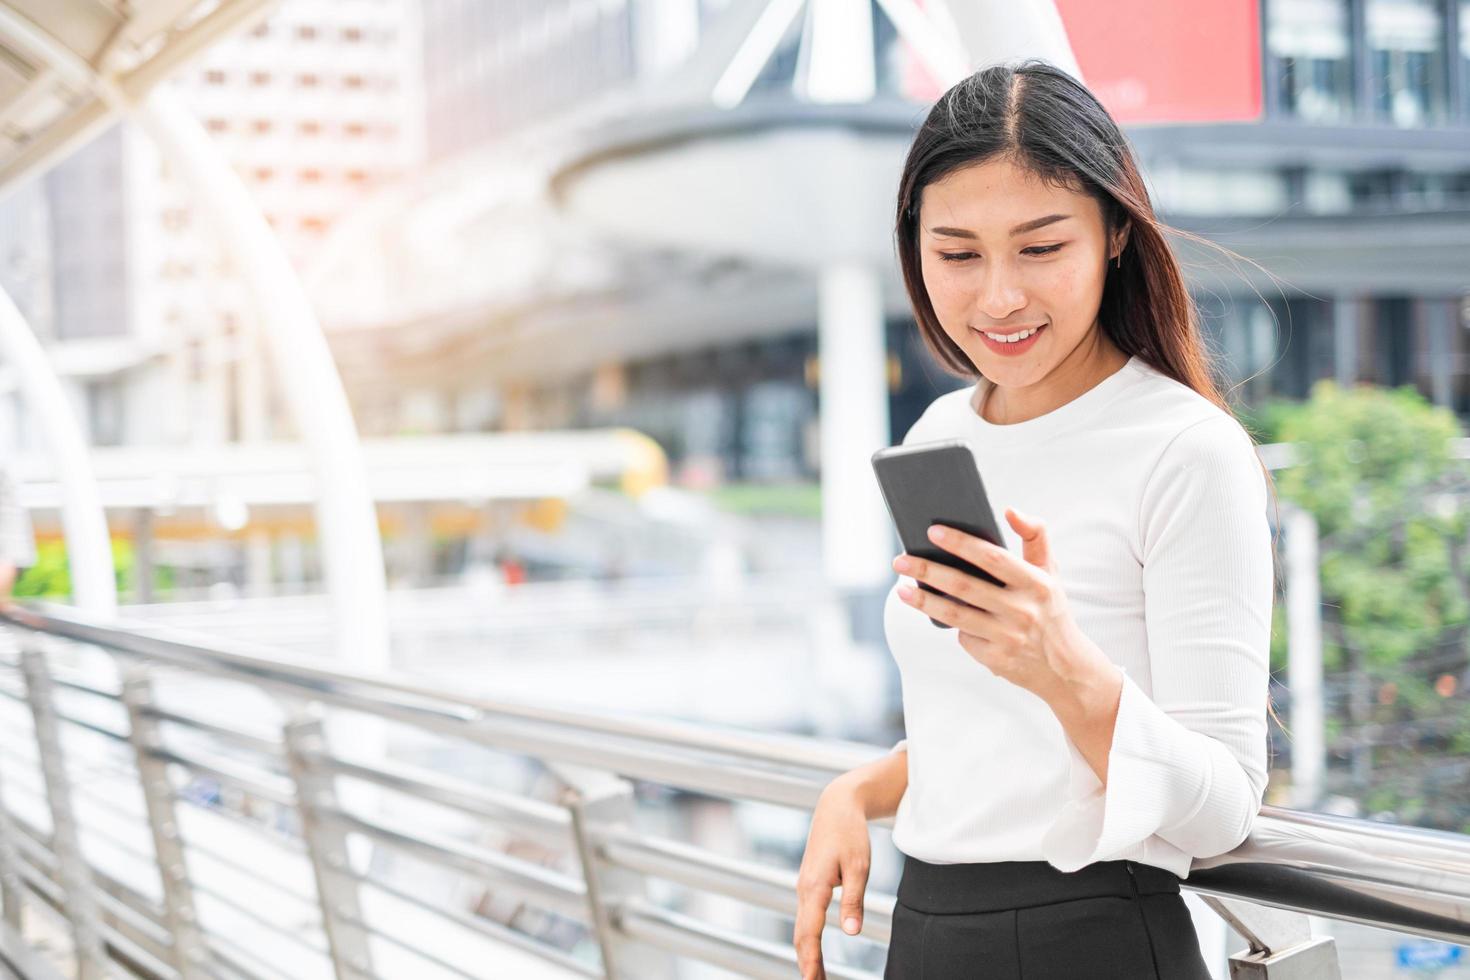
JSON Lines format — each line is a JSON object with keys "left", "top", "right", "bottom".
{"left": 884, "top": 354, "right": 1273, "bottom": 879}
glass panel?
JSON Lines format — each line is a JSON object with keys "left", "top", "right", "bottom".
{"left": 1462, "top": 2, "right": 1470, "bottom": 113}
{"left": 1268, "top": 0, "right": 1354, "bottom": 121}
{"left": 1367, "top": 0, "right": 1447, "bottom": 126}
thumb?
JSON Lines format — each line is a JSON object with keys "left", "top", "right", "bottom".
{"left": 839, "top": 861, "right": 869, "bottom": 934}
{"left": 1006, "top": 507, "right": 1054, "bottom": 573}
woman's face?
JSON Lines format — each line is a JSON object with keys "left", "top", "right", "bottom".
{"left": 917, "top": 155, "right": 1125, "bottom": 383}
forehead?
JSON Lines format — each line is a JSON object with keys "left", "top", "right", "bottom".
{"left": 919, "top": 157, "right": 1099, "bottom": 231}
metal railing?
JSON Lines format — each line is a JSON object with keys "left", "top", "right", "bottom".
{"left": 0, "top": 603, "right": 1463, "bottom": 979}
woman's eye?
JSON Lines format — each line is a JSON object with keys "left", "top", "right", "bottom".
{"left": 938, "top": 244, "right": 1065, "bottom": 263}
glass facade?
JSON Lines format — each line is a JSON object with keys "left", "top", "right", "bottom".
{"left": 1367, "top": 0, "right": 1448, "bottom": 125}
{"left": 1268, "top": 0, "right": 1469, "bottom": 126}
{"left": 1269, "top": 0, "right": 1354, "bottom": 121}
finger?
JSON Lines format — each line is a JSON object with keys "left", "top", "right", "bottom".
{"left": 898, "top": 580, "right": 993, "bottom": 634}
{"left": 793, "top": 880, "right": 832, "bottom": 978}
{"left": 895, "top": 554, "right": 1007, "bottom": 612}
{"left": 838, "top": 855, "right": 870, "bottom": 935}
{"left": 1006, "top": 508, "right": 1056, "bottom": 574}
{"left": 927, "top": 524, "right": 1040, "bottom": 590}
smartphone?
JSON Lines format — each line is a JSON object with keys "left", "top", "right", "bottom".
{"left": 871, "top": 439, "right": 1008, "bottom": 629}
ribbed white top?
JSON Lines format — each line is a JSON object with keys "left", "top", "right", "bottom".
{"left": 884, "top": 354, "right": 1273, "bottom": 879}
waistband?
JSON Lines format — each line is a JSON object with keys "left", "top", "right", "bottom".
{"left": 896, "top": 855, "right": 1181, "bottom": 914}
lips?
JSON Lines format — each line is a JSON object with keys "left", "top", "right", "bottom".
{"left": 972, "top": 323, "right": 1047, "bottom": 356}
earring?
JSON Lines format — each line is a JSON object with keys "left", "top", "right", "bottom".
{"left": 1113, "top": 253, "right": 1122, "bottom": 269}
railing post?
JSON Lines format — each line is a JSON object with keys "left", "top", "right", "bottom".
{"left": 282, "top": 710, "right": 375, "bottom": 980}
{"left": 554, "top": 765, "right": 676, "bottom": 980}
{"left": 1201, "top": 895, "right": 1342, "bottom": 979}
{"left": 121, "top": 666, "right": 213, "bottom": 978}
{"left": 19, "top": 639, "right": 109, "bottom": 980}
{"left": 0, "top": 627, "right": 25, "bottom": 931}
{"left": 0, "top": 751, "right": 23, "bottom": 933}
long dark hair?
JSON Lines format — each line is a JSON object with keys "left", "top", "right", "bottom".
{"left": 895, "top": 58, "right": 1288, "bottom": 740}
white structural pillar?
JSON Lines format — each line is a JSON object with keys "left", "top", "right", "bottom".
{"left": 0, "top": 289, "right": 116, "bottom": 613}
{"left": 818, "top": 263, "right": 893, "bottom": 590}
{"left": 1286, "top": 504, "right": 1325, "bottom": 808}
{"left": 802, "top": 0, "right": 894, "bottom": 592}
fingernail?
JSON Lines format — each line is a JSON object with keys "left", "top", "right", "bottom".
{"left": 843, "top": 917, "right": 859, "bottom": 934}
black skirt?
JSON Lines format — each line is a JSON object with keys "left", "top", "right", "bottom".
{"left": 883, "top": 855, "right": 1212, "bottom": 980}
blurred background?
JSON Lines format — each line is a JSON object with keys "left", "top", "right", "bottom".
{"left": 1, "top": 0, "right": 1469, "bottom": 977}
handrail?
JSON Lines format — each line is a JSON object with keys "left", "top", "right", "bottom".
{"left": 0, "top": 601, "right": 1459, "bottom": 978}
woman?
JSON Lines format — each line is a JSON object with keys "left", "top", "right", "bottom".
{"left": 792, "top": 59, "right": 1280, "bottom": 979}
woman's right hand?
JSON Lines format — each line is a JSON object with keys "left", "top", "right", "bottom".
{"left": 793, "top": 778, "right": 872, "bottom": 980}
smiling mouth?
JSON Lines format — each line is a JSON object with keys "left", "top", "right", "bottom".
{"left": 974, "top": 324, "right": 1046, "bottom": 342}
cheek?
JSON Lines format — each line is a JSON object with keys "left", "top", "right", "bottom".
{"left": 921, "top": 264, "right": 969, "bottom": 321}
{"left": 1038, "top": 260, "right": 1103, "bottom": 309}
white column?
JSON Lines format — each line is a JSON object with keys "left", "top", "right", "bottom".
{"left": 1424, "top": 298, "right": 1454, "bottom": 409}
{"left": 0, "top": 286, "right": 116, "bottom": 613}
{"left": 1286, "top": 505, "right": 1324, "bottom": 809}
{"left": 799, "top": 0, "right": 875, "bottom": 103}
{"left": 1333, "top": 295, "right": 1359, "bottom": 388}
{"left": 817, "top": 262, "right": 892, "bottom": 590}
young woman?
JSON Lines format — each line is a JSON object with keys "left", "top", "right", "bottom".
{"left": 792, "top": 59, "right": 1280, "bottom": 979}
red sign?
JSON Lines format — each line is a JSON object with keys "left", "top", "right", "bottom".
{"left": 1054, "top": 0, "right": 1263, "bottom": 123}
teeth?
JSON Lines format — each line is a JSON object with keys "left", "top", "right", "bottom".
{"left": 984, "top": 326, "right": 1040, "bottom": 343}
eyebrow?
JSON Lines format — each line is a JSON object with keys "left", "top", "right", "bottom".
{"left": 927, "top": 214, "right": 1073, "bottom": 239}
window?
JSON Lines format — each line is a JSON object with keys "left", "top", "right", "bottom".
{"left": 204, "top": 118, "right": 229, "bottom": 133}
{"left": 298, "top": 120, "right": 321, "bottom": 136}
{"left": 296, "top": 24, "right": 317, "bottom": 40}
{"left": 300, "top": 168, "right": 322, "bottom": 183}
{"left": 1367, "top": 0, "right": 1447, "bottom": 126}
{"left": 342, "top": 27, "right": 363, "bottom": 42}
{"left": 1267, "top": 0, "right": 1353, "bottom": 122}
{"left": 251, "top": 119, "right": 273, "bottom": 134}
{"left": 343, "top": 74, "right": 366, "bottom": 89}
{"left": 1462, "top": 2, "right": 1470, "bottom": 118}
{"left": 249, "top": 71, "right": 271, "bottom": 86}
{"left": 204, "top": 69, "right": 226, "bottom": 85}
{"left": 298, "top": 73, "right": 319, "bottom": 87}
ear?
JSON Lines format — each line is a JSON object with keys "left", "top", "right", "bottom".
{"left": 1111, "top": 219, "right": 1132, "bottom": 261}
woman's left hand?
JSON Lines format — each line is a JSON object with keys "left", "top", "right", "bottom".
{"left": 893, "top": 508, "right": 1108, "bottom": 707}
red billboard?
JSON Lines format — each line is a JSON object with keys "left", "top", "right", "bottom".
{"left": 1053, "top": 0, "right": 1263, "bottom": 123}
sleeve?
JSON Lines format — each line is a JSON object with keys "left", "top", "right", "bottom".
{"left": 1039, "top": 415, "right": 1272, "bottom": 873}
{"left": 0, "top": 468, "right": 36, "bottom": 568}
{"left": 890, "top": 738, "right": 907, "bottom": 754}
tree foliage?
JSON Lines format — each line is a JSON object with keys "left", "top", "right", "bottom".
{"left": 1243, "top": 381, "right": 1470, "bottom": 831}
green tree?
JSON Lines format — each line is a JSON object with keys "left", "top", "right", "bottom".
{"left": 1249, "top": 380, "right": 1470, "bottom": 831}
{"left": 14, "top": 538, "right": 137, "bottom": 600}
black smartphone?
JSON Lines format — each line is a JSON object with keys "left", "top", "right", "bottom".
{"left": 871, "top": 439, "right": 1008, "bottom": 629}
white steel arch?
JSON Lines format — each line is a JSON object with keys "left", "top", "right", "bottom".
{"left": 0, "top": 289, "right": 115, "bottom": 612}
{"left": 0, "top": 3, "right": 389, "bottom": 670}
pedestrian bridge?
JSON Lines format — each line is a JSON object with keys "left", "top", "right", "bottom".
{"left": 0, "top": 603, "right": 1462, "bottom": 980}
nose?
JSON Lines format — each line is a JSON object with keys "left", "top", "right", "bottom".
{"left": 977, "top": 261, "right": 1026, "bottom": 321}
